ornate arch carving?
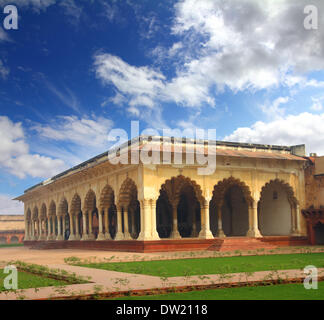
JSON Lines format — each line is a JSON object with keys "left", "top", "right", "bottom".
{"left": 118, "top": 178, "right": 138, "bottom": 208}
{"left": 58, "top": 198, "right": 68, "bottom": 216}
{"left": 83, "top": 189, "right": 96, "bottom": 212}
{"left": 160, "top": 175, "right": 205, "bottom": 206}
{"left": 99, "top": 184, "right": 115, "bottom": 209}
{"left": 260, "top": 179, "right": 298, "bottom": 205}
{"left": 212, "top": 177, "right": 253, "bottom": 206}
{"left": 70, "top": 193, "right": 81, "bottom": 216}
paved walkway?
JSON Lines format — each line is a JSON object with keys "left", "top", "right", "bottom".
{"left": 0, "top": 264, "right": 322, "bottom": 300}
{"left": 1, "top": 246, "right": 324, "bottom": 266}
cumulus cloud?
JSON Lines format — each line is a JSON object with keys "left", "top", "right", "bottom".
{"left": 33, "top": 115, "right": 114, "bottom": 149}
{"left": 94, "top": 0, "right": 324, "bottom": 112}
{"left": 224, "top": 112, "right": 324, "bottom": 156}
{"left": 0, "top": 116, "right": 65, "bottom": 179}
{"left": 0, "top": 194, "right": 23, "bottom": 215}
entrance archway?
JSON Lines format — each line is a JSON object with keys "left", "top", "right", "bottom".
{"left": 211, "top": 177, "right": 251, "bottom": 237}
{"left": 259, "top": 180, "right": 296, "bottom": 236}
{"left": 158, "top": 176, "right": 204, "bottom": 239}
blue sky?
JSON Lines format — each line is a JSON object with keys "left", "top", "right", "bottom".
{"left": 1, "top": 0, "right": 324, "bottom": 214}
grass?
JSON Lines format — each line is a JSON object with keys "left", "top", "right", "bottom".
{"left": 0, "top": 269, "right": 69, "bottom": 292}
{"left": 113, "top": 282, "right": 324, "bottom": 300}
{"left": 0, "top": 243, "right": 23, "bottom": 248}
{"left": 80, "top": 253, "right": 324, "bottom": 277}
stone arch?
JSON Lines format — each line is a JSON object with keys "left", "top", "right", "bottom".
{"left": 211, "top": 177, "right": 252, "bottom": 237}
{"left": 212, "top": 177, "right": 253, "bottom": 207}
{"left": 158, "top": 176, "right": 204, "bottom": 238}
{"left": 83, "top": 189, "right": 98, "bottom": 239}
{"left": 259, "top": 179, "right": 297, "bottom": 236}
{"left": 99, "top": 184, "right": 115, "bottom": 209}
{"left": 99, "top": 185, "right": 116, "bottom": 239}
{"left": 118, "top": 178, "right": 140, "bottom": 239}
{"left": 32, "top": 206, "right": 39, "bottom": 220}
{"left": 70, "top": 194, "right": 81, "bottom": 216}
{"left": 160, "top": 175, "right": 205, "bottom": 206}
{"left": 48, "top": 201, "right": 57, "bottom": 239}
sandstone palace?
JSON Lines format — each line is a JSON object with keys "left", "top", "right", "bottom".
{"left": 16, "top": 136, "right": 324, "bottom": 252}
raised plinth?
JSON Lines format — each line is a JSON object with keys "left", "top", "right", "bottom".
{"left": 23, "top": 235, "right": 309, "bottom": 253}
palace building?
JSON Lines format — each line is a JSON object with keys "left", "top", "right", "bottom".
{"left": 15, "top": 136, "right": 324, "bottom": 252}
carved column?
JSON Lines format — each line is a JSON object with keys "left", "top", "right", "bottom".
{"left": 216, "top": 203, "right": 225, "bottom": 237}
{"left": 115, "top": 206, "right": 124, "bottom": 240}
{"left": 246, "top": 200, "right": 261, "bottom": 237}
{"left": 138, "top": 199, "right": 153, "bottom": 240}
{"left": 69, "top": 214, "right": 75, "bottom": 240}
{"left": 47, "top": 218, "right": 51, "bottom": 240}
{"left": 123, "top": 206, "right": 132, "bottom": 240}
{"left": 199, "top": 200, "right": 214, "bottom": 239}
{"left": 104, "top": 208, "right": 111, "bottom": 240}
{"left": 56, "top": 216, "right": 63, "bottom": 240}
{"left": 290, "top": 202, "right": 299, "bottom": 236}
{"left": 88, "top": 211, "right": 95, "bottom": 240}
{"left": 81, "top": 212, "right": 89, "bottom": 240}
{"left": 97, "top": 209, "right": 105, "bottom": 240}
{"left": 151, "top": 199, "right": 160, "bottom": 240}
{"left": 170, "top": 202, "right": 181, "bottom": 239}
{"left": 74, "top": 214, "right": 81, "bottom": 240}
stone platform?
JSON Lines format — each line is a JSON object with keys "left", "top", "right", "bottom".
{"left": 24, "top": 236, "right": 309, "bottom": 253}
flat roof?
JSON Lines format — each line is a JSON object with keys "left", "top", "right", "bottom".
{"left": 19, "top": 136, "right": 307, "bottom": 195}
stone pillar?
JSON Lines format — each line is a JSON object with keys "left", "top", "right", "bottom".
{"left": 138, "top": 199, "right": 153, "bottom": 240}
{"left": 170, "top": 202, "right": 181, "bottom": 239}
{"left": 190, "top": 204, "right": 198, "bottom": 237}
{"left": 97, "top": 209, "right": 105, "bottom": 240}
{"left": 115, "top": 206, "right": 124, "bottom": 240}
{"left": 290, "top": 203, "right": 299, "bottom": 236}
{"left": 123, "top": 207, "right": 132, "bottom": 240}
{"left": 199, "top": 201, "right": 214, "bottom": 239}
{"left": 246, "top": 200, "right": 261, "bottom": 237}
{"left": 104, "top": 208, "right": 111, "bottom": 240}
{"left": 88, "top": 211, "right": 95, "bottom": 240}
{"left": 24, "top": 218, "right": 30, "bottom": 241}
{"left": 56, "top": 216, "right": 63, "bottom": 240}
{"left": 216, "top": 203, "right": 226, "bottom": 238}
{"left": 74, "top": 214, "right": 81, "bottom": 240}
{"left": 68, "top": 214, "right": 75, "bottom": 240}
{"left": 151, "top": 199, "right": 160, "bottom": 240}
{"left": 47, "top": 218, "right": 51, "bottom": 240}
{"left": 81, "top": 212, "right": 89, "bottom": 240}
{"left": 37, "top": 220, "right": 40, "bottom": 240}
{"left": 52, "top": 216, "right": 56, "bottom": 239}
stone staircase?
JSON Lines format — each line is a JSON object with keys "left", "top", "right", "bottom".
{"left": 207, "top": 236, "right": 309, "bottom": 252}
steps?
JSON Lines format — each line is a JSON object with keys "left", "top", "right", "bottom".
{"left": 208, "top": 237, "right": 279, "bottom": 252}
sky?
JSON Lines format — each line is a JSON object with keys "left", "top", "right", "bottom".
{"left": 1, "top": 0, "right": 324, "bottom": 215}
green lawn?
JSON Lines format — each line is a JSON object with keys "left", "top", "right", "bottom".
{"left": 0, "top": 243, "right": 23, "bottom": 248}
{"left": 0, "top": 269, "right": 69, "bottom": 291}
{"left": 80, "top": 253, "right": 324, "bottom": 277}
{"left": 114, "top": 282, "right": 324, "bottom": 300}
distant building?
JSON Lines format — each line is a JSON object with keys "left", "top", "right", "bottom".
{"left": 0, "top": 215, "right": 25, "bottom": 244}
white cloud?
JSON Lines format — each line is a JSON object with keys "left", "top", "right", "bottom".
{"left": 0, "top": 116, "right": 65, "bottom": 179}
{"left": 311, "top": 97, "right": 323, "bottom": 111}
{"left": 59, "top": 0, "right": 83, "bottom": 24}
{"left": 260, "top": 96, "right": 290, "bottom": 119}
{"left": 33, "top": 115, "right": 114, "bottom": 149}
{"left": 224, "top": 112, "right": 324, "bottom": 156}
{"left": 0, "top": 194, "right": 23, "bottom": 215}
{"left": 95, "top": 0, "right": 324, "bottom": 112}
